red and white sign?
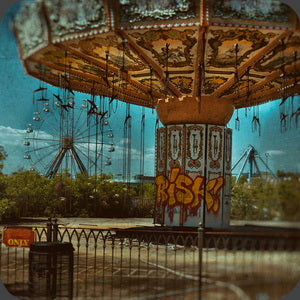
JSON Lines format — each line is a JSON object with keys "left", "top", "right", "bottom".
{"left": 2, "top": 227, "right": 35, "bottom": 248}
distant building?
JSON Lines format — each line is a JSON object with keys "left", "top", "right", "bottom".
{"left": 112, "top": 174, "right": 155, "bottom": 184}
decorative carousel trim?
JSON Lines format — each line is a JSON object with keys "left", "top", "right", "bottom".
{"left": 117, "top": 21, "right": 201, "bottom": 31}
{"left": 211, "top": 22, "right": 292, "bottom": 31}
{"left": 213, "top": 30, "right": 292, "bottom": 98}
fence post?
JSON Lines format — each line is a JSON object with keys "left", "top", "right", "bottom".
{"left": 52, "top": 219, "right": 58, "bottom": 299}
{"left": 198, "top": 222, "right": 204, "bottom": 300}
{"left": 46, "top": 217, "right": 52, "bottom": 243}
{"left": 52, "top": 218, "right": 58, "bottom": 242}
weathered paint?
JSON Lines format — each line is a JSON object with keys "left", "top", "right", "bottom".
{"left": 156, "top": 167, "right": 224, "bottom": 213}
{"left": 155, "top": 124, "right": 232, "bottom": 227}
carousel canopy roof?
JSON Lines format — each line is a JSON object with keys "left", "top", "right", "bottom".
{"left": 14, "top": 0, "right": 300, "bottom": 109}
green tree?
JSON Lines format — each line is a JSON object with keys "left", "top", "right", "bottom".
{"left": 277, "top": 177, "right": 300, "bottom": 221}
{"left": 132, "top": 183, "right": 155, "bottom": 217}
{"left": 231, "top": 180, "right": 259, "bottom": 220}
{"left": 5, "top": 169, "right": 49, "bottom": 217}
{"left": 43, "top": 172, "right": 75, "bottom": 217}
{"left": 230, "top": 174, "right": 300, "bottom": 222}
{"left": 0, "top": 145, "right": 7, "bottom": 173}
{"left": 0, "top": 198, "right": 18, "bottom": 221}
{"left": 93, "top": 174, "right": 136, "bottom": 217}
{"left": 0, "top": 173, "right": 8, "bottom": 199}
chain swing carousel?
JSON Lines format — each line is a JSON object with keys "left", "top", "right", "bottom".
{"left": 14, "top": 0, "right": 300, "bottom": 228}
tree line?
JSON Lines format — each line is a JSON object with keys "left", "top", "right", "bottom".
{"left": 231, "top": 173, "right": 300, "bottom": 222}
{"left": 0, "top": 146, "right": 299, "bottom": 221}
{"left": 0, "top": 169, "right": 155, "bottom": 220}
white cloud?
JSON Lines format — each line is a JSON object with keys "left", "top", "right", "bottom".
{"left": 0, "top": 125, "right": 25, "bottom": 145}
{"left": 0, "top": 125, "right": 56, "bottom": 147}
{"left": 0, "top": 125, "right": 57, "bottom": 171}
{"left": 110, "top": 142, "right": 155, "bottom": 163}
{"left": 265, "top": 150, "right": 285, "bottom": 156}
{"left": 145, "top": 147, "right": 155, "bottom": 162}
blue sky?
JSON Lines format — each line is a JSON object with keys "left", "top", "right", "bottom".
{"left": 0, "top": 1, "right": 300, "bottom": 177}
{"left": 228, "top": 99, "right": 300, "bottom": 174}
{"left": 0, "top": 3, "right": 157, "bottom": 177}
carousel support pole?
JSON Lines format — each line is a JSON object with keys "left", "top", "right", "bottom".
{"left": 155, "top": 96, "right": 234, "bottom": 227}
{"left": 198, "top": 222, "right": 204, "bottom": 300}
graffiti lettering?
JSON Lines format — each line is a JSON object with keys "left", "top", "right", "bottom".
{"left": 156, "top": 168, "right": 224, "bottom": 213}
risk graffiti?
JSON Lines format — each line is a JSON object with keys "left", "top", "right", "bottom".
{"left": 155, "top": 168, "right": 224, "bottom": 214}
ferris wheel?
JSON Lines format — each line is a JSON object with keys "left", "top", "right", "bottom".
{"left": 23, "top": 84, "right": 115, "bottom": 178}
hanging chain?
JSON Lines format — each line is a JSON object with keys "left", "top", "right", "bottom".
{"left": 198, "top": 31, "right": 206, "bottom": 113}
{"left": 291, "top": 51, "right": 300, "bottom": 128}
{"left": 246, "top": 66, "right": 251, "bottom": 103}
{"left": 235, "top": 109, "right": 240, "bottom": 131}
{"left": 234, "top": 43, "right": 240, "bottom": 98}
{"left": 123, "top": 103, "right": 131, "bottom": 189}
{"left": 149, "top": 67, "right": 155, "bottom": 112}
{"left": 280, "top": 39, "right": 288, "bottom": 106}
{"left": 139, "top": 107, "right": 145, "bottom": 200}
{"left": 164, "top": 43, "right": 170, "bottom": 98}
{"left": 279, "top": 39, "right": 289, "bottom": 132}
{"left": 252, "top": 106, "right": 261, "bottom": 136}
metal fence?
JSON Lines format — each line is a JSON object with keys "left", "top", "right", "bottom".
{"left": 1, "top": 223, "right": 300, "bottom": 300}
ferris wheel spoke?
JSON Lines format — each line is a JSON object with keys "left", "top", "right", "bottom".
{"left": 69, "top": 147, "right": 87, "bottom": 174}
{"left": 75, "top": 139, "right": 113, "bottom": 146}
{"left": 95, "top": 151, "right": 110, "bottom": 161}
{"left": 74, "top": 145, "right": 98, "bottom": 169}
{"left": 51, "top": 107, "right": 60, "bottom": 125}
{"left": 74, "top": 143, "right": 110, "bottom": 169}
{"left": 74, "top": 116, "right": 90, "bottom": 137}
{"left": 75, "top": 142, "right": 107, "bottom": 156}
{"left": 43, "top": 155, "right": 60, "bottom": 174}
{"left": 30, "top": 145, "right": 61, "bottom": 168}
{"left": 70, "top": 157, "right": 76, "bottom": 174}
{"left": 75, "top": 143, "right": 98, "bottom": 155}
{"left": 43, "top": 158, "right": 55, "bottom": 174}
{"left": 33, "top": 146, "right": 60, "bottom": 166}
{"left": 25, "top": 137, "right": 60, "bottom": 143}
{"left": 73, "top": 108, "right": 86, "bottom": 135}
{"left": 46, "top": 148, "right": 68, "bottom": 178}
{"left": 74, "top": 114, "right": 96, "bottom": 137}
{"left": 63, "top": 151, "right": 72, "bottom": 174}
{"left": 69, "top": 156, "right": 78, "bottom": 176}
{"left": 75, "top": 121, "right": 101, "bottom": 139}
{"left": 69, "top": 150, "right": 81, "bottom": 173}
{"left": 41, "top": 117, "right": 60, "bottom": 136}
{"left": 77, "top": 115, "right": 105, "bottom": 137}
{"left": 25, "top": 142, "right": 60, "bottom": 154}
{"left": 76, "top": 143, "right": 111, "bottom": 160}
{"left": 74, "top": 132, "right": 113, "bottom": 143}
{"left": 75, "top": 106, "right": 84, "bottom": 123}
{"left": 73, "top": 133, "right": 99, "bottom": 142}
{"left": 46, "top": 102, "right": 60, "bottom": 126}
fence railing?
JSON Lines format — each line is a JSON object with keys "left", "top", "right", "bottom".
{"left": 1, "top": 223, "right": 300, "bottom": 299}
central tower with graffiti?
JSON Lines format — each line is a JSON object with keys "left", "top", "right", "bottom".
{"left": 155, "top": 97, "right": 232, "bottom": 228}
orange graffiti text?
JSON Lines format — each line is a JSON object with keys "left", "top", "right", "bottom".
{"left": 155, "top": 168, "right": 224, "bottom": 213}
